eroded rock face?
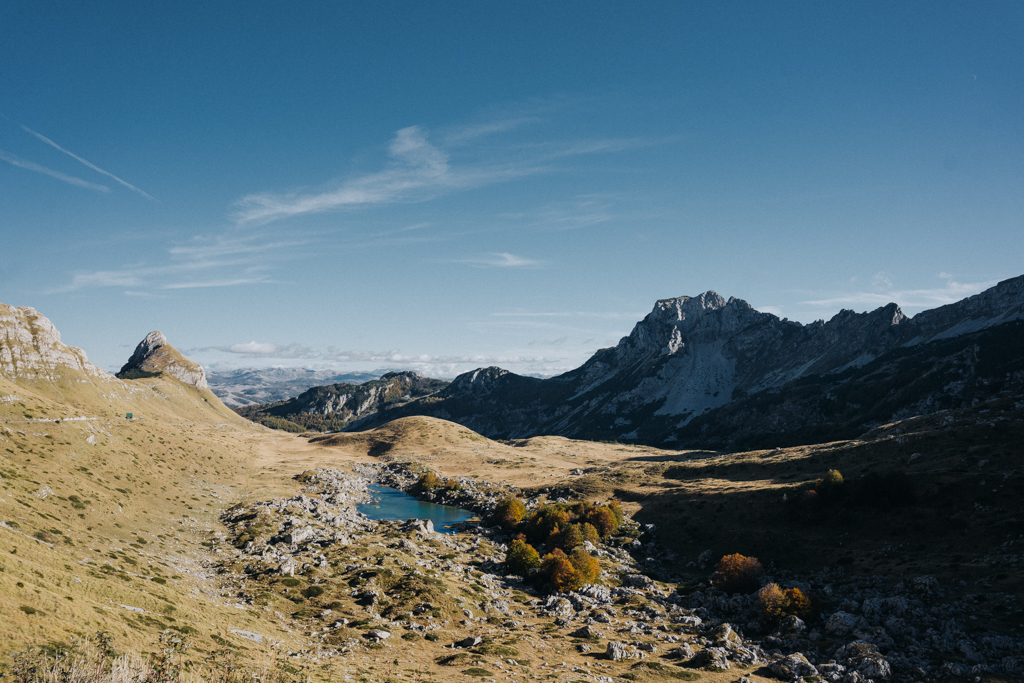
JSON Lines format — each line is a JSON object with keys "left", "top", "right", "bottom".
{"left": 346, "top": 275, "right": 1024, "bottom": 449}
{"left": 0, "top": 304, "right": 108, "bottom": 379}
{"left": 118, "top": 331, "right": 208, "bottom": 389}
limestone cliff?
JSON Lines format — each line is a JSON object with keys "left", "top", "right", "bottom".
{"left": 0, "top": 304, "right": 110, "bottom": 380}
{"left": 117, "top": 331, "right": 208, "bottom": 390}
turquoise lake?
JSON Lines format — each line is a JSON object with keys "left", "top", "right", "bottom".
{"left": 358, "top": 484, "right": 475, "bottom": 534}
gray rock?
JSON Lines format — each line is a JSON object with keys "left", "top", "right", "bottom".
{"left": 284, "top": 526, "right": 314, "bottom": 545}
{"left": 824, "top": 611, "right": 864, "bottom": 635}
{"left": 776, "top": 615, "right": 806, "bottom": 635}
{"left": 688, "top": 647, "right": 730, "bottom": 670}
{"left": 605, "top": 641, "right": 644, "bottom": 662}
{"left": 769, "top": 653, "right": 817, "bottom": 681}
{"left": 835, "top": 641, "right": 891, "bottom": 679}
{"left": 364, "top": 629, "right": 390, "bottom": 641}
{"left": 456, "top": 636, "right": 482, "bottom": 648}
{"left": 570, "top": 625, "right": 602, "bottom": 639}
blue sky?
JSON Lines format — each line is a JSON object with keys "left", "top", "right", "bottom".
{"left": 2, "top": 1, "right": 1022, "bottom": 377}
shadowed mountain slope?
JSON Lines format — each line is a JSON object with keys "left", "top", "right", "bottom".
{"left": 345, "top": 275, "right": 1024, "bottom": 448}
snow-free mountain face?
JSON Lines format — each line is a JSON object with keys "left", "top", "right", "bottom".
{"left": 346, "top": 275, "right": 1024, "bottom": 448}
{"left": 236, "top": 371, "right": 449, "bottom": 432}
{"left": 117, "top": 331, "right": 208, "bottom": 389}
{"left": 207, "top": 368, "right": 380, "bottom": 407}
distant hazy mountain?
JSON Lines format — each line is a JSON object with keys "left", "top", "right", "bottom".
{"left": 207, "top": 368, "right": 380, "bottom": 407}
{"left": 235, "top": 371, "right": 449, "bottom": 432}
{"left": 346, "top": 275, "right": 1024, "bottom": 449}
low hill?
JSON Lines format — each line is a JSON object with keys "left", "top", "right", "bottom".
{"left": 235, "top": 371, "right": 448, "bottom": 432}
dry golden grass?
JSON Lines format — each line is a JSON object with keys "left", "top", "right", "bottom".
{"left": 3, "top": 355, "right": 1020, "bottom": 683}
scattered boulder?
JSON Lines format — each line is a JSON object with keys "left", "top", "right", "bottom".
{"left": 824, "top": 611, "right": 864, "bottom": 635}
{"left": 668, "top": 643, "right": 694, "bottom": 659}
{"left": 769, "top": 653, "right": 817, "bottom": 681}
{"left": 688, "top": 647, "right": 730, "bottom": 671}
{"left": 570, "top": 625, "right": 602, "bottom": 639}
{"left": 456, "top": 636, "right": 482, "bottom": 648}
{"left": 605, "top": 641, "right": 644, "bottom": 662}
{"left": 835, "top": 641, "right": 891, "bottom": 679}
{"left": 364, "top": 629, "right": 390, "bottom": 641}
{"left": 776, "top": 615, "right": 806, "bottom": 636}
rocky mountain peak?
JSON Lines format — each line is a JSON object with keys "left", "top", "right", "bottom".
{"left": 117, "top": 330, "right": 208, "bottom": 390}
{"left": 0, "top": 303, "right": 109, "bottom": 380}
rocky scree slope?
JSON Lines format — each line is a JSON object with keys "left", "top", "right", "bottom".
{"left": 237, "top": 371, "right": 448, "bottom": 432}
{"left": 347, "top": 275, "right": 1024, "bottom": 448}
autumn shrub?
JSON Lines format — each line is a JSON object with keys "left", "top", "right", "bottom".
{"left": 784, "top": 587, "right": 812, "bottom": 619}
{"left": 540, "top": 549, "right": 577, "bottom": 592}
{"left": 757, "top": 583, "right": 813, "bottom": 624}
{"left": 757, "top": 583, "right": 788, "bottom": 624}
{"left": 817, "top": 469, "right": 844, "bottom": 491}
{"left": 710, "top": 553, "right": 764, "bottom": 594}
{"left": 492, "top": 498, "right": 527, "bottom": 530}
{"left": 524, "top": 502, "right": 620, "bottom": 549}
{"left": 568, "top": 548, "right": 600, "bottom": 587}
{"left": 415, "top": 472, "right": 440, "bottom": 491}
{"left": 608, "top": 500, "right": 625, "bottom": 526}
{"left": 505, "top": 539, "right": 541, "bottom": 575}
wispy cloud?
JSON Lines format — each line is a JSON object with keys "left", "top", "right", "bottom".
{"left": 189, "top": 342, "right": 316, "bottom": 359}
{"left": 162, "top": 277, "right": 274, "bottom": 289}
{"left": 232, "top": 126, "right": 465, "bottom": 225}
{"left": 20, "top": 124, "right": 157, "bottom": 201}
{"left": 457, "top": 252, "right": 542, "bottom": 269}
{"left": 492, "top": 310, "right": 645, "bottom": 319}
{"left": 0, "top": 148, "right": 110, "bottom": 192}
{"left": 231, "top": 120, "right": 656, "bottom": 226}
{"left": 801, "top": 276, "right": 999, "bottom": 310}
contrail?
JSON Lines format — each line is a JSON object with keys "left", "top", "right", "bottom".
{"left": 0, "top": 148, "right": 110, "bottom": 192}
{"left": 21, "top": 124, "right": 157, "bottom": 201}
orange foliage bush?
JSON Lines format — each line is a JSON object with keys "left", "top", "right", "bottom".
{"left": 710, "top": 553, "right": 764, "bottom": 594}
{"left": 492, "top": 497, "right": 527, "bottom": 529}
{"left": 757, "top": 582, "right": 813, "bottom": 623}
{"left": 505, "top": 538, "right": 541, "bottom": 575}
{"left": 568, "top": 548, "right": 600, "bottom": 587}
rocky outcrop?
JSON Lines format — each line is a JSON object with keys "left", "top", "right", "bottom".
{"left": 347, "top": 275, "right": 1024, "bottom": 449}
{"left": 117, "top": 331, "right": 208, "bottom": 390}
{"left": 0, "top": 304, "right": 109, "bottom": 380}
{"left": 236, "top": 371, "right": 448, "bottom": 431}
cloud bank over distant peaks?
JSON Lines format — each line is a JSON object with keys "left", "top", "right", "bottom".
{"left": 801, "top": 275, "right": 998, "bottom": 311}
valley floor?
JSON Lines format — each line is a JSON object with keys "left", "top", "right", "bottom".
{"left": 2, "top": 383, "right": 1023, "bottom": 683}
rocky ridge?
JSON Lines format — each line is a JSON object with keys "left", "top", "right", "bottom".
{"left": 117, "top": 331, "right": 208, "bottom": 389}
{"left": 206, "top": 368, "right": 380, "bottom": 407}
{"left": 236, "top": 371, "right": 448, "bottom": 432}
{"left": 346, "top": 275, "right": 1024, "bottom": 449}
{"left": 0, "top": 303, "right": 109, "bottom": 380}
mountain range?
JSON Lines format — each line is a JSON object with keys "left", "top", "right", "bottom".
{"left": 234, "top": 371, "right": 448, "bottom": 432}
{"left": 336, "top": 275, "right": 1024, "bottom": 448}
{"left": 206, "top": 367, "right": 381, "bottom": 407}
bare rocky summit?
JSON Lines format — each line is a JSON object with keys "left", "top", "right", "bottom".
{"left": 347, "top": 274, "right": 1024, "bottom": 448}
{"left": 0, "top": 303, "right": 109, "bottom": 379}
{"left": 117, "top": 330, "right": 208, "bottom": 389}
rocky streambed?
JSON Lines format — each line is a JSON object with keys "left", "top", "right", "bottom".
{"left": 209, "top": 465, "right": 1024, "bottom": 681}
